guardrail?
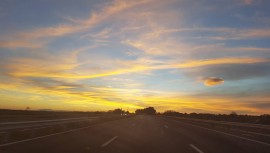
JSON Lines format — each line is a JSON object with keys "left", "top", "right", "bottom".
{"left": 0, "top": 117, "right": 95, "bottom": 125}
{"left": 162, "top": 116, "right": 270, "bottom": 136}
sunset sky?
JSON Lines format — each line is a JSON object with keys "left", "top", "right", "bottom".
{"left": 0, "top": 0, "right": 270, "bottom": 114}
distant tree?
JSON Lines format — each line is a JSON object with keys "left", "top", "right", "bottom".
{"left": 144, "top": 107, "right": 156, "bottom": 115}
{"left": 259, "top": 114, "right": 270, "bottom": 124}
{"left": 163, "top": 110, "right": 182, "bottom": 116}
{"left": 135, "top": 109, "right": 142, "bottom": 115}
{"left": 135, "top": 107, "right": 156, "bottom": 115}
{"left": 109, "top": 108, "right": 125, "bottom": 115}
{"left": 230, "top": 111, "right": 238, "bottom": 117}
{"left": 161, "top": 110, "right": 270, "bottom": 125}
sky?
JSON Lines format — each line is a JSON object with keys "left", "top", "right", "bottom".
{"left": 0, "top": 0, "right": 270, "bottom": 114}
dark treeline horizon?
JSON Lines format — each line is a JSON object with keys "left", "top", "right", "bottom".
{"left": 1, "top": 108, "right": 269, "bottom": 116}
{"left": 0, "top": 108, "right": 269, "bottom": 125}
{"left": 162, "top": 110, "right": 270, "bottom": 125}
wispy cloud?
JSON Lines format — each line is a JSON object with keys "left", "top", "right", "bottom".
{"left": 0, "top": 0, "right": 151, "bottom": 49}
{"left": 177, "top": 57, "right": 270, "bottom": 68}
{"left": 207, "top": 28, "right": 270, "bottom": 40}
{"left": 6, "top": 56, "right": 269, "bottom": 79}
{"left": 0, "top": 40, "right": 42, "bottom": 49}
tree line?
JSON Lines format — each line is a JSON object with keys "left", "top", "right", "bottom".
{"left": 109, "top": 108, "right": 270, "bottom": 125}
{"left": 2, "top": 107, "right": 269, "bottom": 125}
{"left": 163, "top": 110, "right": 270, "bottom": 125}
{"left": 108, "top": 107, "right": 156, "bottom": 115}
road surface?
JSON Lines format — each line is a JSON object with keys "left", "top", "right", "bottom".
{"left": 0, "top": 115, "right": 269, "bottom": 153}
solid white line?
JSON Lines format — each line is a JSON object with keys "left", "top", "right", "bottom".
{"left": 164, "top": 125, "right": 169, "bottom": 128}
{"left": 178, "top": 121, "right": 270, "bottom": 146}
{"left": 190, "top": 144, "right": 204, "bottom": 153}
{"left": 101, "top": 136, "right": 118, "bottom": 147}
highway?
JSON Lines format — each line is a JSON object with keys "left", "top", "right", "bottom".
{"left": 0, "top": 115, "right": 269, "bottom": 153}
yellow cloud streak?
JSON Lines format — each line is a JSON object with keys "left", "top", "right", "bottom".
{"left": 1, "top": 80, "right": 269, "bottom": 114}
{"left": 136, "top": 95, "right": 269, "bottom": 114}
{"left": 9, "top": 57, "right": 270, "bottom": 79}
{"left": 176, "top": 57, "right": 270, "bottom": 68}
{"left": 0, "top": 81, "right": 141, "bottom": 111}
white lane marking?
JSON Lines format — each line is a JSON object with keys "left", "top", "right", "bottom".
{"left": 101, "top": 136, "right": 118, "bottom": 147}
{"left": 190, "top": 144, "right": 204, "bottom": 153}
{"left": 177, "top": 121, "right": 270, "bottom": 146}
{"left": 164, "top": 125, "right": 169, "bottom": 128}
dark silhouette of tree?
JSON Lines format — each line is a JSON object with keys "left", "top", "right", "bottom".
{"left": 108, "top": 108, "right": 125, "bottom": 115}
{"left": 164, "top": 110, "right": 183, "bottom": 116}
{"left": 135, "top": 109, "right": 142, "bottom": 114}
{"left": 161, "top": 110, "right": 270, "bottom": 125}
{"left": 144, "top": 107, "right": 156, "bottom": 115}
{"left": 258, "top": 114, "right": 270, "bottom": 124}
{"left": 230, "top": 111, "right": 237, "bottom": 116}
{"left": 135, "top": 107, "right": 156, "bottom": 115}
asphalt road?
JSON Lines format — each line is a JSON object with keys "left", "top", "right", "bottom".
{"left": 0, "top": 115, "right": 269, "bottom": 153}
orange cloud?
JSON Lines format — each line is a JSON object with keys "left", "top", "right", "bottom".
{"left": 18, "top": 25, "right": 82, "bottom": 39}
{"left": 203, "top": 77, "right": 224, "bottom": 86}
{"left": 241, "top": 0, "right": 253, "bottom": 5}
{"left": 74, "top": 0, "right": 150, "bottom": 25}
